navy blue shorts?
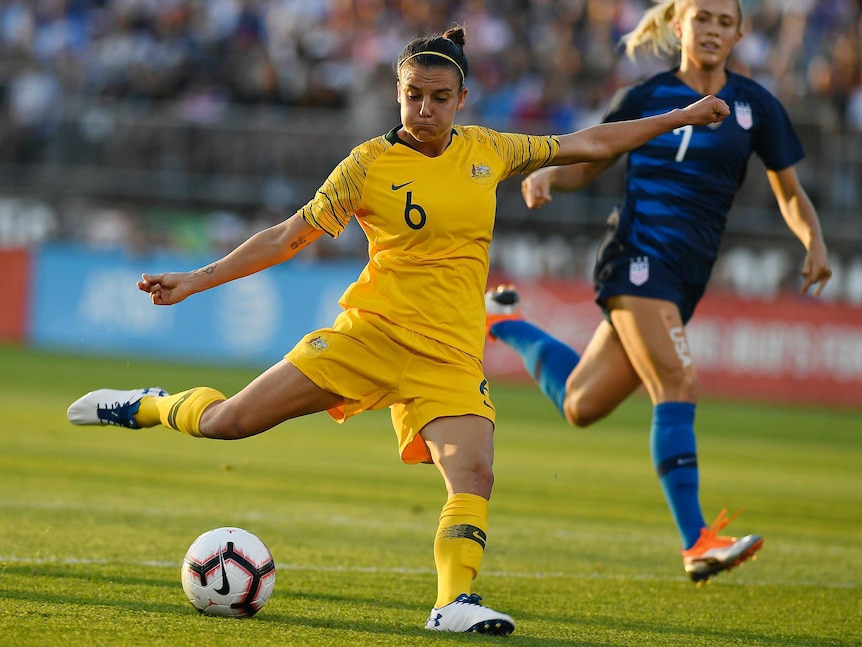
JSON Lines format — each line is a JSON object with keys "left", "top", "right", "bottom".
{"left": 593, "top": 217, "right": 707, "bottom": 325}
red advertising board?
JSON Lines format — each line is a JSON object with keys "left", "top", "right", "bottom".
{"left": 0, "top": 248, "right": 29, "bottom": 342}
{"left": 484, "top": 277, "right": 862, "bottom": 409}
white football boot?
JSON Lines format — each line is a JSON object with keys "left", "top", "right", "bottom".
{"left": 67, "top": 387, "right": 168, "bottom": 429}
{"left": 425, "top": 593, "right": 515, "bottom": 635}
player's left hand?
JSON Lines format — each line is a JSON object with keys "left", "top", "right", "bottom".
{"left": 681, "top": 95, "right": 730, "bottom": 126}
{"left": 800, "top": 240, "right": 832, "bottom": 297}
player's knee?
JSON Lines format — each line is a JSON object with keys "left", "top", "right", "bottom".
{"left": 434, "top": 451, "right": 494, "bottom": 497}
{"left": 680, "top": 373, "right": 700, "bottom": 401}
{"left": 647, "top": 367, "right": 699, "bottom": 403}
{"left": 562, "top": 397, "right": 603, "bottom": 428}
{"left": 461, "top": 461, "right": 494, "bottom": 497}
{"left": 470, "top": 461, "right": 495, "bottom": 493}
{"left": 200, "top": 402, "right": 254, "bottom": 440}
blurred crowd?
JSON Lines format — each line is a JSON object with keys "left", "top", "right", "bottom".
{"left": 1, "top": 0, "right": 861, "bottom": 300}
{"left": 1, "top": 0, "right": 862, "bottom": 136}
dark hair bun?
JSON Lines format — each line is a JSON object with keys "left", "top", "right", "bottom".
{"left": 443, "top": 26, "right": 466, "bottom": 49}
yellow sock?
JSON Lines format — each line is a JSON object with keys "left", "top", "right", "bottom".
{"left": 433, "top": 492, "right": 489, "bottom": 608}
{"left": 135, "top": 396, "right": 163, "bottom": 427}
{"left": 145, "top": 387, "right": 226, "bottom": 437}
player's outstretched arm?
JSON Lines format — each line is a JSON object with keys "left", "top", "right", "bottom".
{"left": 766, "top": 166, "right": 832, "bottom": 297}
{"left": 137, "top": 213, "right": 325, "bottom": 305}
{"left": 520, "top": 158, "right": 617, "bottom": 209}
{"left": 553, "top": 95, "right": 729, "bottom": 166}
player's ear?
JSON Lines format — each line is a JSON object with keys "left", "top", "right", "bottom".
{"left": 456, "top": 86, "right": 468, "bottom": 112}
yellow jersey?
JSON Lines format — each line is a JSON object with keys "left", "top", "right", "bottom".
{"left": 299, "top": 124, "right": 560, "bottom": 359}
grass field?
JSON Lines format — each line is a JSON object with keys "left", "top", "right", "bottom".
{"left": 1, "top": 342, "right": 860, "bottom": 646}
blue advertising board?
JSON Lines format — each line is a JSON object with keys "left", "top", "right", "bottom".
{"left": 31, "top": 244, "right": 365, "bottom": 366}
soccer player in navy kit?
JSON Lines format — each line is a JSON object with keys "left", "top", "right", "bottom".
{"left": 487, "top": 0, "right": 832, "bottom": 583}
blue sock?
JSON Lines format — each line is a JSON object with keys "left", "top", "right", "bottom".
{"left": 490, "top": 320, "right": 579, "bottom": 418}
{"left": 650, "top": 402, "right": 707, "bottom": 549}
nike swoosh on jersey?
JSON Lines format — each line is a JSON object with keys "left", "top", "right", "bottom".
{"left": 391, "top": 180, "right": 414, "bottom": 190}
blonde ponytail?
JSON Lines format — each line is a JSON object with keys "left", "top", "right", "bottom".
{"left": 620, "top": 0, "right": 680, "bottom": 61}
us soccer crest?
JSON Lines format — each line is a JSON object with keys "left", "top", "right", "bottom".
{"left": 734, "top": 101, "right": 753, "bottom": 130}
{"left": 629, "top": 256, "right": 649, "bottom": 286}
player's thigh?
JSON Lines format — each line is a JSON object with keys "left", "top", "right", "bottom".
{"left": 207, "top": 359, "right": 343, "bottom": 437}
{"left": 389, "top": 329, "right": 496, "bottom": 464}
{"left": 286, "top": 309, "right": 408, "bottom": 423}
{"left": 607, "top": 295, "right": 698, "bottom": 402}
{"left": 564, "top": 319, "right": 641, "bottom": 426}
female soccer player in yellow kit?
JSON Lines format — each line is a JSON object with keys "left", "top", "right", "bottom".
{"left": 68, "top": 25, "right": 729, "bottom": 634}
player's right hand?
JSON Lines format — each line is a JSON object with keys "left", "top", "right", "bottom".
{"left": 521, "top": 168, "right": 555, "bottom": 209}
{"left": 137, "top": 272, "right": 193, "bottom": 306}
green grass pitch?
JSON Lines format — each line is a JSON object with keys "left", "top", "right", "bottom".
{"left": 0, "top": 342, "right": 860, "bottom": 646}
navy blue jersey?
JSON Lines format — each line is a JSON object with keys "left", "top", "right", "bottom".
{"left": 603, "top": 69, "right": 804, "bottom": 283}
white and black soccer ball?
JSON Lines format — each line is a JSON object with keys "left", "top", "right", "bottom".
{"left": 181, "top": 527, "right": 276, "bottom": 617}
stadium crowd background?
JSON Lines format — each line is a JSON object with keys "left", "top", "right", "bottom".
{"left": 0, "top": 0, "right": 861, "bottom": 301}
{"left": 3, "top": 0, "right": 860, "bottom": 127}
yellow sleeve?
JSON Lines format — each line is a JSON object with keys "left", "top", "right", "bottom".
{"left": 473, "top": 127, "right": 560, "bottom": 180}
{"left": 299, "top": 135, "right": 391, "bottom": 238}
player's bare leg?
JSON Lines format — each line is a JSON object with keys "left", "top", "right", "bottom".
{"left": 197, "top": 360, "right": 342, "bottom": 439}
{"left": 561, "top": 319, "right": 641, "bottom": 426}
{"left": 421, "top": 416, "right": 515, "bottom": 635}
{"left": 67, "top": 359, "right": 342, "bottom": 438}
{"left": 609, "top": 295, "right": 763, "bottom": 582}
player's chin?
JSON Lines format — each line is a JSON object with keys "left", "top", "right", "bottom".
{"left": 694, "top": 52, "right": 726, "bottom": 70}
{"left": 406, "top": 125, "right": 442, "bottom": 141}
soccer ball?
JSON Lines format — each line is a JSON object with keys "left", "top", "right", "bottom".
{"left": 181, "top": 527, "right": 276, "bottom": 617}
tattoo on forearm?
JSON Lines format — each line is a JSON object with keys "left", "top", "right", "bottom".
{"left": 290, "top": 235, "right": 309, "bottom": 250}
{"left": 194, "top": 264, "right": 217, "bottom": 275}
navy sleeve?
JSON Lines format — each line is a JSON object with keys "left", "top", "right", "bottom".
{"left": 751, "top": 93, "right": 805, "bottom": 171}
{"left": 603, "top": 85, "right": 645, "bottom": 123}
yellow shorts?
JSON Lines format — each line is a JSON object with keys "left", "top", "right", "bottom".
{"left": 285, "top": 308, "right": 496, "bottom": 464}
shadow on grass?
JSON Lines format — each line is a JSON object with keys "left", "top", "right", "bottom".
{"left": 511, "top": 605, "right": 858, "bottom": 647}
{"left": 5, "top": 583, "right": 848, "bottom": 646}
{"left": 1, "top": 563, "right": 180, "bottom": 591}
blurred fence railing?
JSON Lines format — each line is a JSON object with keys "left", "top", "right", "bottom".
{"left": 0, "top": 97, "right": 859, "bottom": 229}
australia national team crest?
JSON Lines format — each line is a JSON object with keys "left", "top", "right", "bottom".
{"left": 469, "top": 162, "right": 493, "bottom": 184}
{"left": 734, "top": 101, "right": 753, "bottom": 130}
{"left": 629, "top": 256, "right": 649, "bottom": 286}
{"left": 306, "top": 335, "right": 329, "bottom": 352}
